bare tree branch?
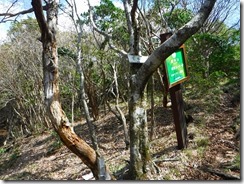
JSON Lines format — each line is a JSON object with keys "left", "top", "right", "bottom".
{"left": 122, "top": 0, "right": 133, "bottom": 36}
{"left": 155, "top": 0, "right": 170, "bottom": 32}
{"left": 108, "top": 41, "right": 127, "bottom": 56}
{"left": 0, "top": 3, "right": 48, "bottom": 23}
{"left": 221, "top": 20, "right": 240, "bottom": 36}
{"left": 134, "top": 0, "right": 217, "bottom": 95}
{"left": 31, "top": 0, "right": 49, "bottom": 42}
{"left": 87, "top": 0, "right": 112, "bottom": 39}
{"left": 131, "top": 0, "right": 138, "bottom": 24}
{"left": 137, "top": 7, "right": 154, "bottom": 53}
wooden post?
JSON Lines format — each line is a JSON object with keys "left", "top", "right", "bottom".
{"left": 169, "top": 84, "right": 187, "bottom": 149}
{"left": 160, "top": 33, "right": 188, "bottom": 149}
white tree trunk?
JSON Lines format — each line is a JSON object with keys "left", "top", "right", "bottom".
{"left": 111, "top": 63, "right": 130, "bottom": 149}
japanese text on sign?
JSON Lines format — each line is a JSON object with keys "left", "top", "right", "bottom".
{"left": 165, "top": 48, "right": 189, "bottom": 88}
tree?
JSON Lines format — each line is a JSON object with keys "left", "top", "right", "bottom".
{"left": 86, "top": 0, "right": 130, "bottom": 149}
{"left": 0, "top": 0, "right": 217, "bottom": 180}
{"left": 31, "top": 0, "right": 112, "bottom": 180}
{"left": 60, "top": 0, "right": 112, "bottom": 179}
{"left": 187, "top": 29, "right": 240, "bottom": 79}
{"left": 88, "top": 0, "right": 217, "bottom": 179}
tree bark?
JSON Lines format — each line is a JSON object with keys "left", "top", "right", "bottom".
{"left": 132, "top": 0, "right": 217, "bottom": 98}
{"left": 156, "top": 69, "right": 168, "bottom": 108}
{"left": 123, "top": 0, "right": 154, "bottom": 179}
{"left": 129, "top": 75, "right": 152, "bottom": 179}
{"left": 149, "top": 75, "right": 155, "bottom": 141}
{"left": 125, "top": 0, "right": 216, "bottom": 179}
{"left": 32, "top": 0, "right": 112, "bottom": 180}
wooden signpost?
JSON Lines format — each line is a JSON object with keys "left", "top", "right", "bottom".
{"left": 160, "top": 33, "right": 189, "bottom": 149}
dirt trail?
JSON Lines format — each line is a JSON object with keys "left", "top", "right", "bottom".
{"left": 0, "top": 95, "right": 240, "bottom": 180}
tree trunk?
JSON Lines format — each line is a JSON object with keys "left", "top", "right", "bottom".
{"left": 32, "top": 0, "right": 112, "bottom": 180}
{"left": 155, "top": 68, "right": 169, "bottom": 108}
{"left": 76, "top": 32, "right": 100, "bottom": 155}
{"left": 75, "top": 32, "right": 111, "bottom": 179}
{"left": 149, "top": 74, "right": 155, "bottom": 141}
{"left": 122, "top": 0, "right": 154, "bottom": 179}
{"left": 128, "top": 75, "right": 153, "bottom": 179}
{"left": 204, "top": 59, "right": 210, "bottom": 78}
{"left": 130, "top": 0, "right": 217, "bottom": 101}
{"left": 125, "top": 0, "right": 216, "bottom": 179}
{"left": 111, "top": 63, "right": 130, "bottom": 149}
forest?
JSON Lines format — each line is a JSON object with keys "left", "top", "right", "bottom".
{"left": 0, "top": 0, "right": 240, "bottom": 180}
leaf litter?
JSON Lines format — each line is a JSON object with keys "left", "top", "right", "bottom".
{"left": 0, "top": 92, "right": 240, "bottom": 180}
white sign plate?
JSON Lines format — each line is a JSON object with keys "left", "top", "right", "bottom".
{"left": 128, "top": 54, "right": 148, "bottom": 63}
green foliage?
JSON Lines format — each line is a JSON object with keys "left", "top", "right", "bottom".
{"left": 165, "top": 9, "right": 193, "bottom": 30}
{"left": 112, "top": 25, "right": 130, "bottom": 50}
{"left": 58, "top": 47, "right": 77, "bottom": 60}
{"left": 196, "top": 137, "right": 209, "bottom": 147}
{"left": 184, "top": 27, "right": 240, "bottom": 110}
{"left": 93, "top": 0, "right": 125, "bottom": 31}
{"left": 232, "top": 153, "right": 240, "bottom": 169}
{"left": 80, "top": 0, "right": 125, "bottom": 32}
{"left": 82, "top": 0, "right": 129, "bottom": 49}
{"left": 150, "top": 0, "right": 178, "bottom": 14}
{"left": 0, "top": 148, "right": 7, "bottom": 154}
{"left": 186, "top": 29, "right": 240, "bottom": 79}
{"left": 8, "top": 17, "right": 39, "bottom": 38}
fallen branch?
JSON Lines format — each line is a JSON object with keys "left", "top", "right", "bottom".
{"left": 198, "top": 165, "right": 240, "bottom": 180}
{"left": 154, "top": 158, "right": 180, "bottom": 164}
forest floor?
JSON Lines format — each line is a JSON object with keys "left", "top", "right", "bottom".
{"left": 0, "top": 85, "right": 241, "bottom": 181}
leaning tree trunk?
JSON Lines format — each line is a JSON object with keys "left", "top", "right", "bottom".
{"left": 31, "top": 0, "right": 112, "bottom": 180}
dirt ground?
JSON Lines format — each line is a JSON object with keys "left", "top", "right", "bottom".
{"left": 0, "top": 92, "right": 240, "bottom": 180}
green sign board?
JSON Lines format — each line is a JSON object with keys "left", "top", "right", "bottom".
{"left": 165, "top": 47, "right": 189, "bottom": 88}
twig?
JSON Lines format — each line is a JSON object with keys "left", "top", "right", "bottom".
{"left": 154, "top": 158, "right": 180, "bottom": 163}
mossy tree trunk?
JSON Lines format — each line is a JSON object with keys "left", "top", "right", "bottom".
{"left": 123, "top": 0, "right": 154, "bottom": 179}
{"left": 129, "top": 75, "right": 153, "bottom": 179}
